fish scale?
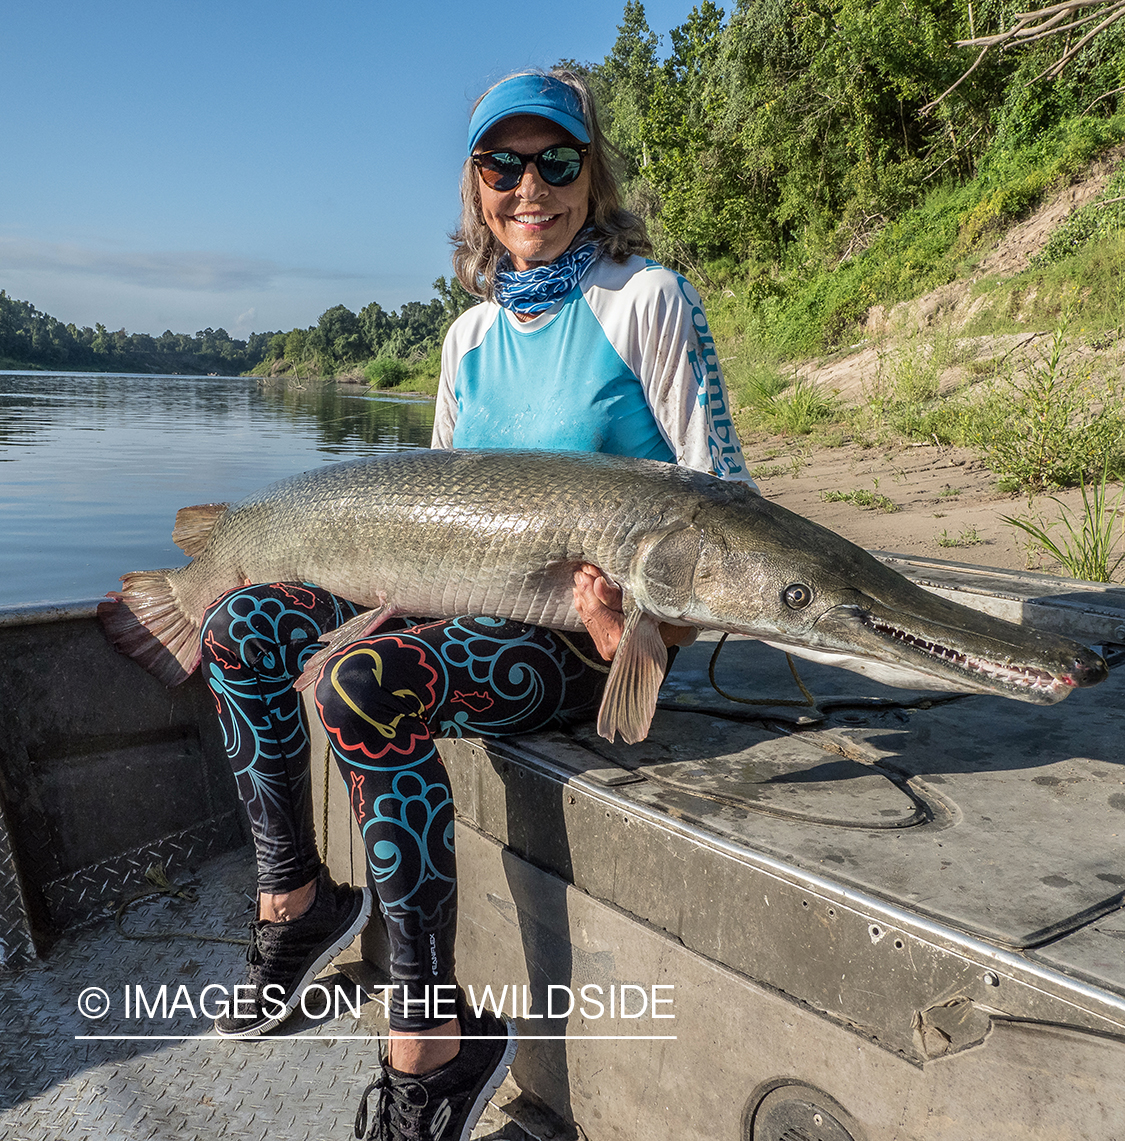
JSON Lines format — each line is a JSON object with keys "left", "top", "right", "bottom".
{"left": 201, "top": 451, "right": 686, "bottom": 629}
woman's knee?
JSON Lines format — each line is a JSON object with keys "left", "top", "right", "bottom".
{"left": 201, "top": 584, "right": 287, "bottom": 667}
{"left": 313, "top": 636, "right": 434, "bottom": 731}
{"left": 200, "top": 583, "right": 348, "bottom": 675}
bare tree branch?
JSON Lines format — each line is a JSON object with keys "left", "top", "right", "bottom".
{"left": 1083, "top": 84, "right": 1125, "bottom": 114}
{"left": 1038, "top": 4, "right": 1125, "bottom": 78}
{"left": 990, "top": 8, "right": 1119, "bottom": 48}
{"left": 924, "top": 0, "right": 1125, "bottom": 113}
{"left": 922, "top": 125, "right": 986, "bottom": 180}
{"left": 920, "top": 46, "right": 991, "bottom": 114}
{"left": 956, "top": 7, "right": 1073, "bottom": 47}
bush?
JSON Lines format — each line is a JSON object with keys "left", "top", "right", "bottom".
{"left": 1032, "top": 167, "right": 1125, "bottom": 269}
{"left": 737, "top": 369, "right": 837, "bottom": 437}
{"left": 364, "top": 357, "right": 408, "bottom": 389}
{"left": 963, "top": 323, "right": 1125, "bottom": 491}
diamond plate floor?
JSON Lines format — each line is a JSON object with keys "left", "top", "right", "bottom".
{"left": 0, "top": 848, "right": 532, "bottom": 1141}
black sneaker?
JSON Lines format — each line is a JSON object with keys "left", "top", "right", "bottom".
{"left": 214, "top": 865, "right": 371, "bottom": 1037}
{"left": 354, "top": 990, "right": 518, "bottom": 1141}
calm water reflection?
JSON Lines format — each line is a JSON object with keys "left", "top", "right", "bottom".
{"left": 0, "top": 371, "right": 435, "bottom": 607}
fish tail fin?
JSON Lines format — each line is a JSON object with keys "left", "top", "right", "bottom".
{"left": 97, "top": 570, "right": 202, "bottom": 686}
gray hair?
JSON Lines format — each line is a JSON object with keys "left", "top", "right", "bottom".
{"left": 451, "top": 68, "right": 652, "bottom": 300}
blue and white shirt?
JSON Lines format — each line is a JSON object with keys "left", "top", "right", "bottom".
{"left": 432, "top": 255, "right": 754, "bottom": 487}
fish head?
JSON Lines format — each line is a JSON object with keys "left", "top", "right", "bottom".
{"left": 661, "top": 490, "right": 1108, "bottom": 704}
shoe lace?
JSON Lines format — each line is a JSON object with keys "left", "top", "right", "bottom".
{"left": 246, "top": 922, "right": 263, "bottom": 965}
{"left": 239, "top": 921, "right": 270, "bottom": 994}
{"left": 354, "top": 1070, "right": 428, "bottom": 1141}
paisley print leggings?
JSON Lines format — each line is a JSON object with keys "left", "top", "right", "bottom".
{"left": 200, "top": 583, "right": 606, "bottom": 1031}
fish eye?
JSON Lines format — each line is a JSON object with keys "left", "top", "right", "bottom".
{"left": 783, "top": 583, "right": 813, "bottom": 609}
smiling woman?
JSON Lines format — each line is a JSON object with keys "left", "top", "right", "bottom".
{"left": 190, "top": 67, "right": 755, "bottom": 1141}
{"left": 452, "top": 69, "right": 650, "bottom": 299}
{"left": 437, "top": 69, "right": 751, "bottom": 473}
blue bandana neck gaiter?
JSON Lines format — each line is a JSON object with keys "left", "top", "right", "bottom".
{"left": 493, "top": 236, "right": 600, "bottom": 316}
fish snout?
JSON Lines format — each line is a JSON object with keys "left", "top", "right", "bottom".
{"left": 1061, "top": 650, "right": 1110, "bottom": 689}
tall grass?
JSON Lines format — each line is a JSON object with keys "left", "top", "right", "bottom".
{"left": 734, "top": 314, "right": 1125, "bottom": 494}
{"left": 1003, "top": 461, "right": 1125, "bottom": 582}
{"left": 736, "top": 369, "right": 837, "bottom": 437}
{"left": 962, "top": 320, "right": 1125, "bottom": 492}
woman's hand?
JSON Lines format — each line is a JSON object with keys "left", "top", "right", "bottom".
{"left": 573, "top": 564, "right": 697, "bottom": 662}
{"left": 573, "top": 565, "right": 625, "bottom": 661}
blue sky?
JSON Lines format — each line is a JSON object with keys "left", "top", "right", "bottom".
{"left": 1, "top": 1, "right": 696, "bottom": 340}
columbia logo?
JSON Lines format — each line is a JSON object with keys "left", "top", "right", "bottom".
{"left": 429, "top": 1099, "right": 452, "bottom": 1140}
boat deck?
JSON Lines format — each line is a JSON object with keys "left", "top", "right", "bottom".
{"left": 2, "top": 554, "right": 1125, "bottom": 1140}
{"left": 0, "top": 846, "right": 539, "bottom": 1140}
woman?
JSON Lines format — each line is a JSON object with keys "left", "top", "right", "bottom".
{"left": 200, "top": 69, "right": 753, "bottom": 1141}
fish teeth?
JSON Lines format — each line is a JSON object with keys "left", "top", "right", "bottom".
{"left": 866, "top": 617, "right": 1058, "bottom": 690}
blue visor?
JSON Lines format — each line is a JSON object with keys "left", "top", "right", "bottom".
{"left": 467, "top": 74, "right": 590, "bottom": 155}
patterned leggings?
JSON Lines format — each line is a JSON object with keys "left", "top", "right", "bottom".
{"left": 200, "top": 584, "right": 606, "bottom": 1031}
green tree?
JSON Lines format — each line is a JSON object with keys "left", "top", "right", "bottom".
{"left": 309, "top": 305, "right": 364, "bottom": 369}
{"left": 359, "top": 301, "right": 393, "bottom": 357}
{"left": 432, "top": 276, "right": 478, "bottom": 325}
{"left": 600, "top": 1, "right": 662, "bottom": 175}
{"left": 636, "top": 2, "right": 734, "bottom": 261}
{"left": 284, "top": 328, "right": 309, "bottom": 362}
{"left": 608, "top": 0, "right": 986, "bottom": 265}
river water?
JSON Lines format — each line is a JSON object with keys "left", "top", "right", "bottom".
{"left": 0, "top": 372, "right": 435, "bottom": 608}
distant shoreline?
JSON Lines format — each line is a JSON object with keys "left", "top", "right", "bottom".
{"left": 0, "top": 364, "right": 437, "bottom": 398}
{"left": 253, "top": 372, "right": 437, "bottom": 399}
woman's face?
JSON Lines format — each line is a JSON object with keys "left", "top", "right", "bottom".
{"left": 475, "top": 114, "right": 591, "bottom": 271}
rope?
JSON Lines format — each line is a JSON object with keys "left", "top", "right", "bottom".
{"left": 707, "top": 634, "right": 818, "bottom": 708}
{"left": 554, "top": 630, "right": 611, "bottom": 673}
{"left": 322, "top": 741, "right": 332, "bottom": 861}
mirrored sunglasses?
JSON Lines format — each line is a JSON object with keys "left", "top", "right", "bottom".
{"left": 472, "top": 145, "right": 589, "bottom": 192}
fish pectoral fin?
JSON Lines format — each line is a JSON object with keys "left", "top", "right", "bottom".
{"left": 596, "top": 607, "right": 667, "bottom": 745}
{"left": 293, "top": 604, "right": 397, "bottom": 692}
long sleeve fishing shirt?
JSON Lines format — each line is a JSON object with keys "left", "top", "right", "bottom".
{"left": 432, "top": 255, "right": 755, "bottom": 487}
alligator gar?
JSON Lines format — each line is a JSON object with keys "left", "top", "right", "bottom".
{"left": 98, "top": 449, "right": 1108, "bottom": 743}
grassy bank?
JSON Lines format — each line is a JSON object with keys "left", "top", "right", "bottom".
{"left": 250, "top": 345, "right": 442, "bottom": 397}
{"left": 713, "top": 119, "right": 1125, "bottom": 493}
{"left": 701, "top": 116, "right": 1125, "bottom": 581}
{"left": 708, "top": 114, "right": 1125, "bottom": 357}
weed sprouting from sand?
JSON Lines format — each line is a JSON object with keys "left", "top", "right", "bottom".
{"left": 936, "top": 526, "right": 984, "bottom": 548}
{"left": 739, "top": 369, "right": 837, "bottom": 437}
{"left": 822, "top": 486, "right": 899, "bottom": 513}
{"left": 1002, "top": 460, "right": 1125, "bottom": 582}
{"left": 750, "top": 463, "right": 789, "bottom": 481}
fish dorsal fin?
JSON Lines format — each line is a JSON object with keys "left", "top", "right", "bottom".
{"left": 293, "top": 603, "right": 399, "bottom": 693}
{"left": 172, "top": 503, "right": 229, "bottom": 557}
{"left": 596, "top": 605, "right": 667, "bottom": 745}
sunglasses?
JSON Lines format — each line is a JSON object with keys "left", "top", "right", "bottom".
{"left": 472, "top": 145, "right": 589, "bottom": 191}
